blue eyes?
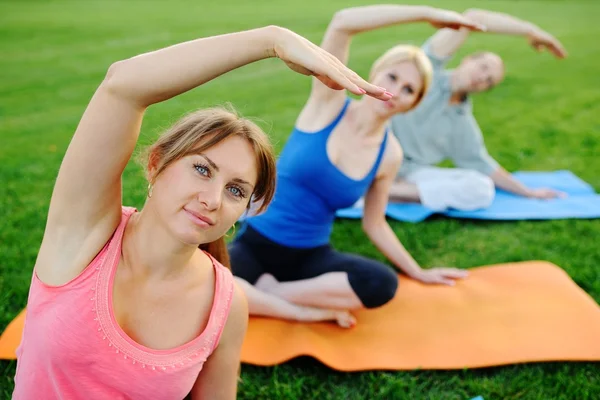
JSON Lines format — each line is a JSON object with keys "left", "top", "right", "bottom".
{"left": 228, "top": 187, "right": 242, "bottom": 197}
{"left": 193, "top": 163, "right": 246, "bottom": 199}
{"left": 195, "top": 164, "right": 209, "bottom": 176}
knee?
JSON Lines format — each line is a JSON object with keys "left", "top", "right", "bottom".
{"left": 461, "top": 171, "right": 495, "bottom": 209}
{"left": 354, "top": 268, "right": 399, "bottom": 309}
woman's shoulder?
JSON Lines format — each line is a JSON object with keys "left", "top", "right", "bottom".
{"left": 218, "top": 281, "right": 249, "bottom": 343}
{"left": 384, "top": 132, "right": 403, "bottom": 162}
{"left": 294, "top": 94, "right": 349, "bottom": 133}
{"left": 376, "top": 133, "right": 403, "bottom": 179}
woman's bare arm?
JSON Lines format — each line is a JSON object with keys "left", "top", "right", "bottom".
{"left": 427, "top": 8, "right": 567, "bottom": 59}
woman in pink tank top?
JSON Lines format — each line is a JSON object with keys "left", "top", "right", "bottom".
{"left": 12, "top": 24, "right": 390, "bottom": 400}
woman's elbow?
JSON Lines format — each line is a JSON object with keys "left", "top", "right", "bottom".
{"left": 105, "top": 59, "right": 125, "bottom": 80}
{"left": 329, "top": 9, "right": 352, "bottom": 33}
{"left": 100, "top": 59, "right": 138, "bottom": 101}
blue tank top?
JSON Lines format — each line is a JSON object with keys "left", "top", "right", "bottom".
{"left": 247, "top": 98, "right": 389, "bottom": 248}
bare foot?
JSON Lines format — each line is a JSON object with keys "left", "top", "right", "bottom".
{"left": 335, "top": 311, "right": 357, "bottom": 329}
{"left": 255, "top": 273, "right": 279, "bottom": 293}
{"left": 294, "top": 306, "right": 356, "bottom": 328}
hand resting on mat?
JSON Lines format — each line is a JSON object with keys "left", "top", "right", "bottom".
{"left": 526, "top": 187, "right": 567, "bottom": 200}
{"left": 491, "top": 169, "right": 568, "bottom": 201}
{"left": 413, "top": 268, "right": 469, "bottom": 286}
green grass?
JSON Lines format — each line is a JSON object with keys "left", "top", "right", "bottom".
{"left": 1, "top": 0, "right": 599, "bottom": 398}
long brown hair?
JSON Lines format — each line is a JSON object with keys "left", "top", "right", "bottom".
{"left": 142, "top": 105, "right": 277, "bottom": 267}
{"left": 199, "top": 238, "right": 231, "bottom": 269}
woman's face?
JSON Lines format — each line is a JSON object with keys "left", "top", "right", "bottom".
{"left": 149, "top": 135, "right": 258, "bottom": 246}
{"left": 368, "top": 60, "right": 423, "bottom": 116}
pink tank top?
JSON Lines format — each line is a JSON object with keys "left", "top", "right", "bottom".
{"left": 13, "top": 207, "right": 235, "bottom": 399}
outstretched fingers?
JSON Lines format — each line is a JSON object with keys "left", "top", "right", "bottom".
{"left": 311, "top": 42, "right": 391, "bottom": 100}
{"left": 438, "top": 268, "right": 469, "bottom": 279}
{"left": 424, "top": 268, "right": 469, "bottom": 286}
{"left": 549, "top": 39, "right": 568, "bottom": 59}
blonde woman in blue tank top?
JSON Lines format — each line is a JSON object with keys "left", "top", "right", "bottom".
{"left": 230, "top": 5, "right": 483, "bottom": 327}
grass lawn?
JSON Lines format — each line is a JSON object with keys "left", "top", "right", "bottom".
{"left": 1, "top": 0, "right": 599, "bottom": 398}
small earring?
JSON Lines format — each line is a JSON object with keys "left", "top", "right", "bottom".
{"left": 225, "top": 224, "right": 236, "bottom": 238}
{"left": 147, "top": 183, "right": 153, "bottom": 199}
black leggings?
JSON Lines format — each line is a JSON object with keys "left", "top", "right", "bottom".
{"left": 229, "top": 225, "right": 398, "bottom": 309}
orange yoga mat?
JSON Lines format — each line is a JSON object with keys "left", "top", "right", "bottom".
{"left": 241, "top": 261, "right": 600, "bottom": 371}
{"left": 2, "top": 261, "right": 600, "bottom": 371}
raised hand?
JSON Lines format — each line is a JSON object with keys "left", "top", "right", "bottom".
{"left": 271, "top": 27, "right": 393, "bottom": 101}
{"left": 527, "top": 30, "right": 568, "bottom": 59}
{"left": 414, "top": 267, "right": 469, "bottom": 286}
{"left": 425, "top": 8, "right": 486, "bottom": 31}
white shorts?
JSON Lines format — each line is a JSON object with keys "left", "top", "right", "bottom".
{"left": 405, "top": 166, "right": 495, "bottom": 212}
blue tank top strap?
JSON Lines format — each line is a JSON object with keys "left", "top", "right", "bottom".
{"left": 316, "top": 97, "right": 351, "bottom": 134}
{"left": 368, "top": 128, "right": 389, "bottom": 177}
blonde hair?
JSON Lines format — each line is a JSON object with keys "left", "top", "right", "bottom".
{"left": 369, "top": 45, "right": 433, "bottom": 109}
{"left": 141, "top": 105, "right": 277, "bottom": 268}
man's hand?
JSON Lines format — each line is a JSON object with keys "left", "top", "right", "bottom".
{"left": 526, "top": 187, "right": 567, "bottom": 199}
{"left": 527, "top": 29, "right": 567, "bottom": 58}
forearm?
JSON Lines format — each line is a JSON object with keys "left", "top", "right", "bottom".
{"left": 489, "top": 167, "right": 530, "bottom": 196}
{"left": 105, "top": 26, "right": 279, "bottom": 106}
{"left": 363, "top": 220, "right": 423, "bottom": 278}
{"left": 331, "top": 5, "right": 433, "bottom": 35}
{"left": 464, "top": 8, "right": 538, "bottom": 36}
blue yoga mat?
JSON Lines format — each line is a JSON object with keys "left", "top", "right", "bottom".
{"left": 336, "top": 171, "right": 600, "bottom": 222}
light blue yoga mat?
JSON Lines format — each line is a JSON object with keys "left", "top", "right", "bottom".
{"left": 336, "top": 171, "right": 600, "bottom": 222}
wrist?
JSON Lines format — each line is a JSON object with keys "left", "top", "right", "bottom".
{"left": 261, "top": 25, "right": 286, "bottom": 59}
{"left": 407, "top": 268, "right": 424, "bottom": 280}
{"left": 524, "top": 23, "right": 540, "bottom": 37}
{"left": 523, "top": 188, "right": 534, "bottom": 197}
{"left": 509, "top": 178, "right": 533, "bottom": 197}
